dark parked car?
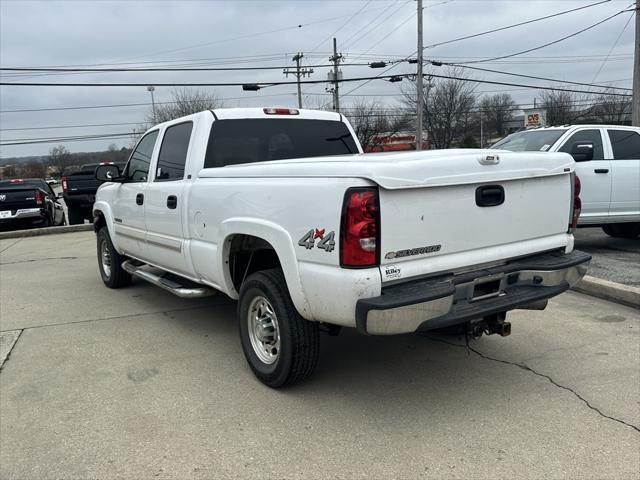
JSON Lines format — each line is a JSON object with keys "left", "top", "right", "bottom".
{"left": 62, "top": 162, "right": 126, "bottom": 224}
{"left": 0, "top": 178, "right": 66, "bottom": 230}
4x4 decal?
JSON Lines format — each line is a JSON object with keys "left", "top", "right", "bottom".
{"left": 298, "top": 229, "right": 335, "bottom": 252}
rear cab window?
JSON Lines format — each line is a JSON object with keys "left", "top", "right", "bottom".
{"left": 155, "top": 122, "right": 193, "bottom": 181}
{"left": 204, "top": 119, "right": 359, "bottom": 168}
{"left": 607, "top": 129, "right": 640, "bottom": 160}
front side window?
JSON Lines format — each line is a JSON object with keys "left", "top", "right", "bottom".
{"left": 608, "top": 130, "right": 640, "bottom": 160}
{"left": 156, "top": 122, "right": 193, "bottom": 181}
{"left": 125, "top": 130, "right": 158, "bottom": 182}
{"left": 558, "top": 129, "right": 604, "bottom": 160}
{"left": 204, "top": 119, "right": 359, "bottom": 168}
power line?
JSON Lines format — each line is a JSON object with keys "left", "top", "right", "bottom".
{"left": 438, "top": 63, "right": 633, "bottom": 91}
{"left": 0, "top": 122, "right": 143, "bottom": 132}
{"left": 456, "top": 7, "right": 632, "bottom": 65}
{"left": 0, "top": 93, "right": 298, "bottom": 113}
{"left": 308, "top": 0, "right": 373, "bottom": 53}
{"left": 0, "top": 62, "right": 373, "bottom": 73}
{"left": 424, "top": 0, "right": 613, "bottom": 49}
{"left": 1, "top": 132, "right": 136, "bottom": 146}
{"left": 590, "top": 10, "right": 635, "bottom": 83}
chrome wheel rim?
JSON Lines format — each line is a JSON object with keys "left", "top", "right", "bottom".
{"left": 100, "top": 239, "right": 112, "bottom": 278}
{"left": 247, "top": 296, "right": 280, "bottom": 365}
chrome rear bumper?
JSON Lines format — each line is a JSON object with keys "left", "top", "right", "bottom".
{"left": 356, "top": 250, "right": 591, "bottom": 335}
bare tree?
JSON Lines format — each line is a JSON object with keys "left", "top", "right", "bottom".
{"left": 48, "top": 145, "right": 71, "bottom": 176}
{"left": 587, "top": 89, "right": 632, "bottom": 124}
{"left": 344, "top": 100, "right": 411, "bottom": 151}
{"left": 22, "top": 160, "right": 47, "bottom": 178}
{"left": 539, "top": 90, "right": 583, "bottom": 125}
{"left": 404, "top": 67, "right": 478, "bottom": 149}
{"left": 148, "top": 88, "right": 224, "bottom": 124}
{"left": 479, "top": 93, "right": 517, "bottom": 137}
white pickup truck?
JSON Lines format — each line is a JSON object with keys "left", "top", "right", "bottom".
{"left": 93, "top": 108, "right": 590, "bottom": 387}
{"left": 492, "top": 125, "right": 640, "bottom": 238}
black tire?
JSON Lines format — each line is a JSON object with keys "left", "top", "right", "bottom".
{"left": 238, "top": 269, "right": 319, "bottom": 388}
{"left": 97, "top": 227, "right": 131, "bottom": 288}
{"left": 67, "top": 208, "right": 85, "bottom": 225}
{"left": 602, "top": 223, "right": 640, "bottom": 239}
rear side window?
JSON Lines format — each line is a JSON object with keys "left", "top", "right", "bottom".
{"left": 204, "top": 119, "right": 358, "bottom": 168}
{"left": 558, "top": 129, "right": 604, "bottom": 160}
{"left": 126, "top": 130, "right": 158, "bottom": 182}
{"left": 607, "top": 130, "right": 640, "bottom": 160}
{"left": 156, "top": 122, "right": 193, "bottom": 181}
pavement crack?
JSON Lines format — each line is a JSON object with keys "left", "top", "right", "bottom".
{"left": 0, "top": 237, "right": 23, "bottom": 254}
{"left": 0, "top": 329, "right": 23, "bottom": 371}
{"left": 425, "top": 335, "right": 640, "bottom": 434}
{"left": 0, "top": 256, "right": 79, "bottom": 265}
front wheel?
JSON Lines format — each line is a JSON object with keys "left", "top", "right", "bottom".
{"left": 602, "top": 223, "right": 640, "bottom": 239}
{"left": 238, "top": 269, "right": 319, "bottom": 388}
{"left": 97, "top": 227, "right": 131, "bottom": 288}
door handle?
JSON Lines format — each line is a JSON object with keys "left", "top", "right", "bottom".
{"left": 594, "top": 169, "right": 609, "bottom": 174}
{"left": 136, "top": 193, "right": 144, "bottom": 205}
{"left": 167, "top": 195, "right": 177, "bottom": 209}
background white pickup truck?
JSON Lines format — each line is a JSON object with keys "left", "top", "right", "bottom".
{"left": 492, "top": 125, "right": 640, "bottom": 239}
{"left": 93, "top": 108, "right": 590, "bottom": 387}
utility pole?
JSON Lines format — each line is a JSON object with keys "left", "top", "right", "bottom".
{"left": 147, "top": 86, "right": 156, "bottom": 122}
{"left": 329, "top": 38, "right": 343, "bottom": 112}
{"left": 284, "top": 53, "right": 313, "bottom": 109}
{"left": 633, "top": 0, "right": 639, "bottom": 126}
{"left": 416, "top": 0, "right": 424, "bottom": 150}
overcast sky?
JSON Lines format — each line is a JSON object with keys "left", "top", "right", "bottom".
{"left": 0, "top": 0, "right": 635, "bottom": 158}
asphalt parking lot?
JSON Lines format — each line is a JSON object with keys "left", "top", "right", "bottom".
{"left": 1, "top": 231, "right": 639, "bottom": 479}
{"left": 574, "top": 228, "right": 640, "bottom": 287}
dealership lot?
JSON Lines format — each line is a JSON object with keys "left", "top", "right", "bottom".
{"left": 0, "top": 231, "right": 638, "bottom": 479}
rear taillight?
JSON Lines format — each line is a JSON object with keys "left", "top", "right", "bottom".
{"left": 34, "top": 190, "right": 45, "bottom": 205}
{"left": 61, "top": 176, "right": 68, "bottom": 193}
{"left": 569, "top": 174, "right": 581, "bottom": 232}
{"left": 340, "top": 187, "right": 379, "bottom": 267}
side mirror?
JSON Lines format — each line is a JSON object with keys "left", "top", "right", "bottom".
{"left": 569, "top": 142, "right": 594, "bottom": 162}
{"left": 95, "top": 164, "right": 123, "bottom": 182}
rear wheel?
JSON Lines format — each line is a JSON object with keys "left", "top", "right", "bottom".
{"left": 67, "top": 208, "right": 84, "bottom": 225}
{"left": 602, "top": 223, "right": 640, "bottom": 239}
{"left": 238, "top": 269, "right": 319, "bottom": 388}
{"left": 97, "top": 227, "right": 131, "bottom": 288}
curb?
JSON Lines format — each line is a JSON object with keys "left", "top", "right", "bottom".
{"left": 572, "top": 275, "right": 640, "bottom": 309}
{"left": 0, "top": 224, "right": 93, "bottom": 240}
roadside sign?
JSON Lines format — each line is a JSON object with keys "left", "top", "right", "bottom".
{"left": 523, "top": 108, "right": 546, "bottom": 128}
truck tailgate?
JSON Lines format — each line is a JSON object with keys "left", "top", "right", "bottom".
{"left": 378, "top": 153, "right": 573, "bottom": 280}
{"left": 0, "top": 188, "right": 39, "bottom": 214}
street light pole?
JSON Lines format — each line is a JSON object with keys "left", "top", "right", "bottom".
{"left": 147, "top": 86, "right": 156, "bottom": 123}
{"left": 416, "top": 0, "right": 424, "bottom": 151}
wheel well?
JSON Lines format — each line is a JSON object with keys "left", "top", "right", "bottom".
{"left": 227, "top": 234, "right": 282, "bottom": 292}
{"left": 93, "top": 210, "right": 106, "bottom": 232}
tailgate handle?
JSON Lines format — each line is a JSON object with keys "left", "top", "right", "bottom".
{"left": 476, "top": 185, "right": 504, "bottom": 207}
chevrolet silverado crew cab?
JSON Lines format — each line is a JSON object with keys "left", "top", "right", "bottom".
{"left": 93, "top": 108, "right": 591, "bottom": 388}
{"left": 492, "top": 125, "right": 640, "bottom": 239}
